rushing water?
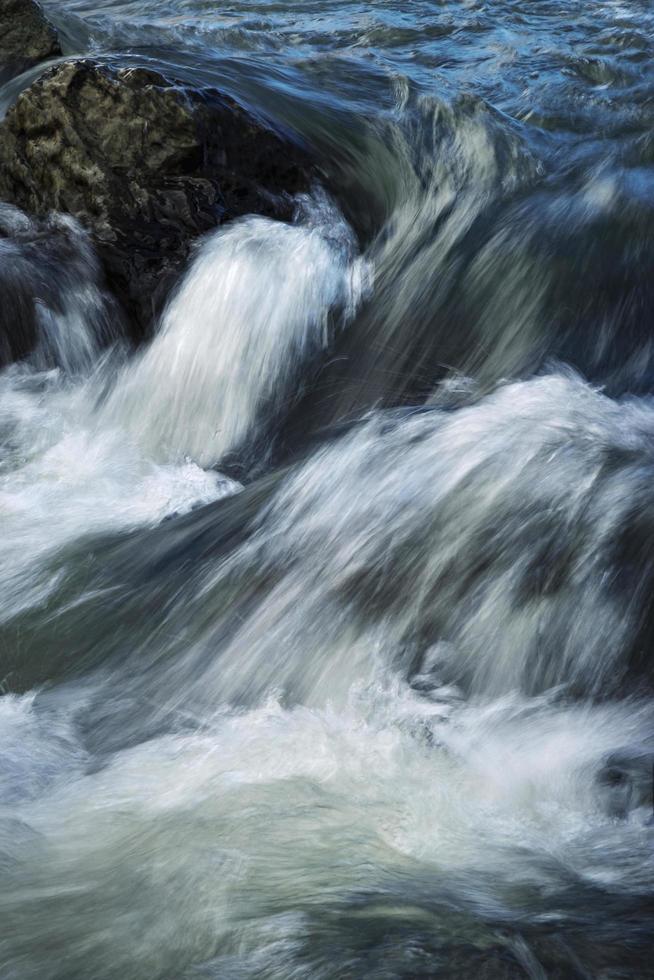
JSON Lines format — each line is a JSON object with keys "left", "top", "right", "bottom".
{"left": 1, "top": 1, "right": 654, "bottom": 977}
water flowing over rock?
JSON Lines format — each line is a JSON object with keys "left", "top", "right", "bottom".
{"left": 0, "top": 60, "right": 313, "bottom": 339}
{"left": 103, "top": 194, "right": 366, "bottom": 471}
{"left": 0, "top": 0, "right": 61, "bottom": 82}
{"left": 3, "top": 0, "right": 654, "bottom": 976}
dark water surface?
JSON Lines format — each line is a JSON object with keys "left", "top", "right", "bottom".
{"left": 2, "top": 1, "right": 654, "bottom": 977}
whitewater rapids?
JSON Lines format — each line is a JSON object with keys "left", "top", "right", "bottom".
{"left": 0, "top": 171, "right": 653, "bottom": 979}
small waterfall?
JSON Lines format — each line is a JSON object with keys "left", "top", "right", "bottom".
{"left": 0, "top": 196, "right": 367, "bottom": 617}
{"left": 103, "top": 193, "right": 368, "bottom": 468}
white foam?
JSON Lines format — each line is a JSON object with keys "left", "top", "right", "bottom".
{"left": 0, "top": 685, "right": 651, "bottom": 978}
{"left": 0, "top": 366, "right": 240, "bottom": 619}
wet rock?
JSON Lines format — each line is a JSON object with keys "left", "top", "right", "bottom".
{"left": 0, "top": 0, "right": 61, "bottom": 82}
{"left": 0, "top": 60, "right": 313, "bottom": 339}
{"left": 0, "top": 203, "right": 118, "bottom": 370}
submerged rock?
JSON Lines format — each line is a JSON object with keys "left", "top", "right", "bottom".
{"left": 0, "top": 0, "right": 61, "bottom": 82}
{"left": 0, "top": 60, "right": 313, "bottom": 339}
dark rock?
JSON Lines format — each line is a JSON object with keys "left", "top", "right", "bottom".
{"left": 0, "top": 203, "right": 118, "bottom": 370}
{"left": 0, "top": 60, "right": 313, "bottom": 339}
{"left": 0, "top": 0, "right": 61, "bottom": 82}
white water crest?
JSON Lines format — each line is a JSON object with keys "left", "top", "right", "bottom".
{"left": 103, "top": 193, "right": 368, "bottom": 467}
{"left": 109, "top": 369, "right": 654, "bottom": 723}
{"left": 251, "top": 369, "right": 648, "bottom": 699}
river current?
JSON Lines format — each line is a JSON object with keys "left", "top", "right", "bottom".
{"left": 1, "top": 1, "right": 654, "bottom": 977}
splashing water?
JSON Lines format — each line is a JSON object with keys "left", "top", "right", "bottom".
{"left": 2, "top": 201, "right": 654, "bottom": 980}
{"left": 2, "top": 0, "right": 654, "bottom": 976}
{"left": 104, "top": 194, "right": 367, "bottom": 468}
{"left": 0, "top": 194, "right": 366, "bottom": 618}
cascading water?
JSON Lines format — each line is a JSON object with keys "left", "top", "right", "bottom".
{"left": 0, "top": 193, "right": 364, "bottom": 618}
{"left": 2, "top": 0, "right": 654, "bottom": 978}
{"left": 104, "top": 193, "right": 367, "bottom": 469}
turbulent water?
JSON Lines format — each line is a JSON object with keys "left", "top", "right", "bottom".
{"left": 2, "top": 1, "right": 654, "bottom": 977}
